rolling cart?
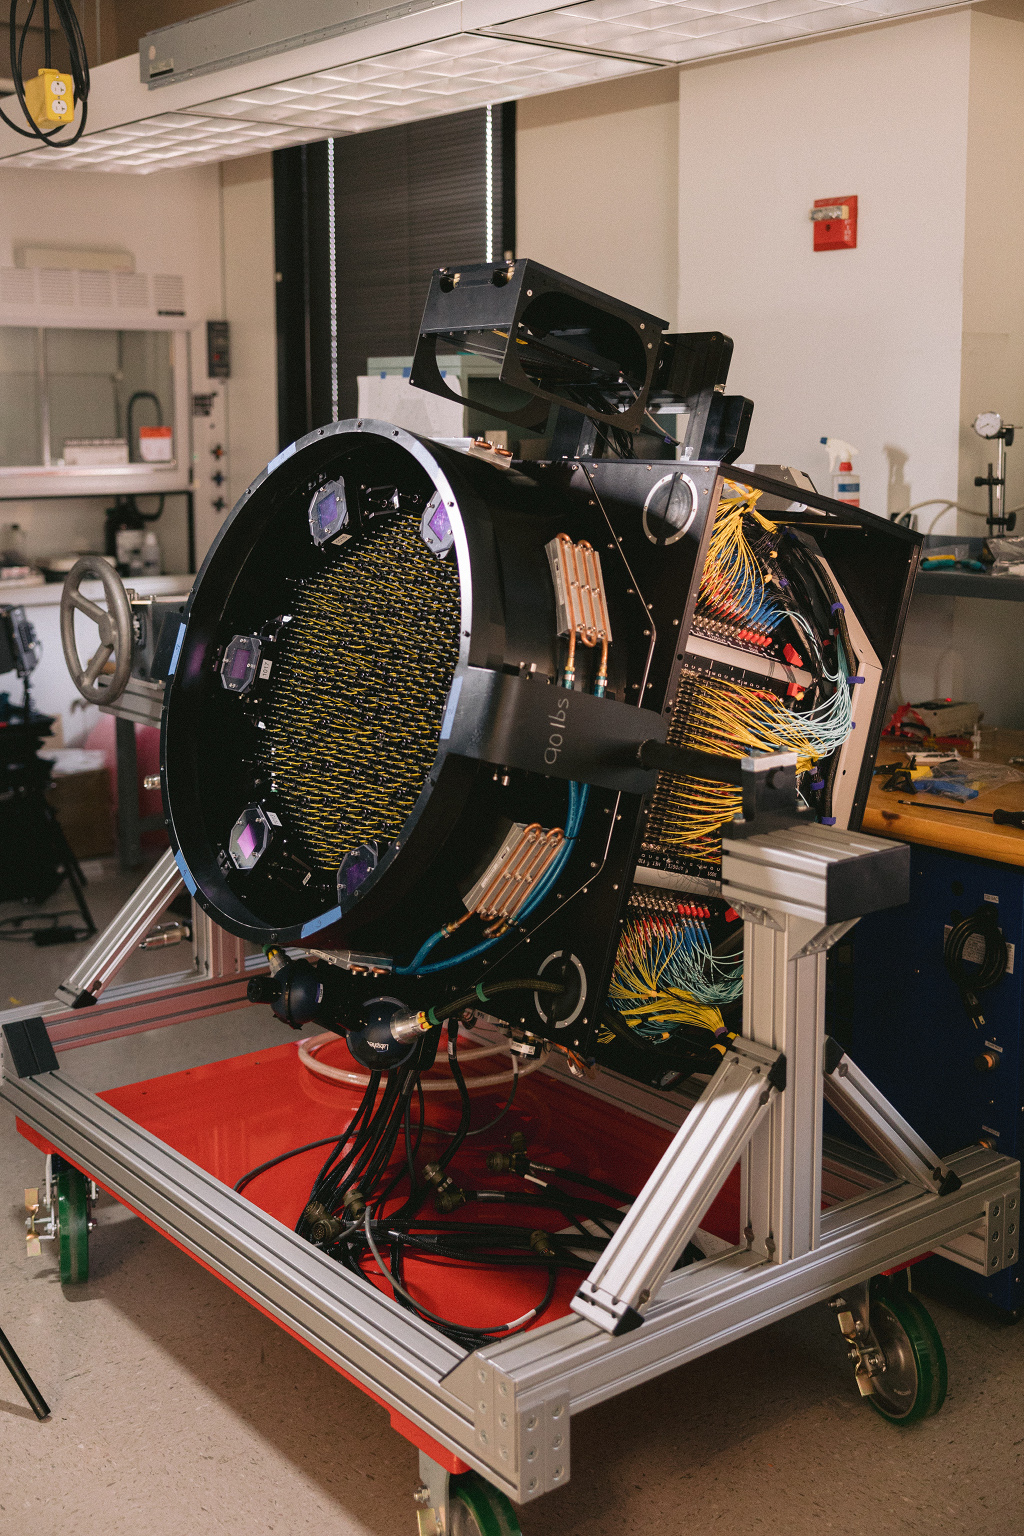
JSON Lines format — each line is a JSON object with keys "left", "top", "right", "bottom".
{"left": 3, "top": 826, "right": 1018, "bottom": 1534}
{"left": 4, "top": 263, "right": 1020, "bottom": 1531}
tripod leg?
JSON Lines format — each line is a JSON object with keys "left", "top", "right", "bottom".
{"left": 0, "top": 1325, "right": 50, "bottom": 1420}
{"left": 39, "top": 800, "right": 97, "bottom": 938}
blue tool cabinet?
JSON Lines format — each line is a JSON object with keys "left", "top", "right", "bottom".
{"left": 831, "top": 843, "right": 1024, "bottom": 1316}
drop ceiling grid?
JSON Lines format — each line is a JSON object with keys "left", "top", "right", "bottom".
{"left": 481, "top": 0, "right": 956, "bottom": 56}
{"left": 0, "top": 0, "right": 962, "bottom": 171}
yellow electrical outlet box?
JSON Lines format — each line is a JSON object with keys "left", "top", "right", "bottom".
{"left": 23, "top": 68, "right": 74, "bottom": 129}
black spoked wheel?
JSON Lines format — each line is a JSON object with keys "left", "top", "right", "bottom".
{"left": 867, "top": 1283, "right": 947, "bottom": 1424}
{"left": 449, "top": 1473, "right": 522, "bottom": 1536}
{"left": 55, "top": 1161, "right": 90, "bottom": 1285}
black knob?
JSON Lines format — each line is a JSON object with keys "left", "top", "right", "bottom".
{"left": 247, "top": 976, "right": 276, "bottom": 1004}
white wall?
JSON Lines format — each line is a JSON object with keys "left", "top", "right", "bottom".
{"left": 220, "top": 154, "right": 278, "bottom": 518}
{"left": 674, "top": 12, "right": 972, "bottom": 520}
{"left": 517, "top": 71, "right": 680, "bottom": 327}
{"left": 0, "top": 154, "right": 281, "bottom": 579}
{"left": 0, "top": 154, "right": 280, "bottom": 746}
{"left": 517, "top": 12, "right": 1024, "bottom": 727}
{"left": 959, "top": 9, "right": 1024, "bottom": 525}
{"left": 897, "top": 9, "right": 1024, "bottom": 731}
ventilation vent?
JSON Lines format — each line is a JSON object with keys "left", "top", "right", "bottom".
{"left": 79, "top": 269, "right": 113, "bottom": 306}
{"left": 38, "top": 268, "right": 77, "bottom": 306}
{"left": 115, "top": 272, "right": 149, "bottom": 308}
{"left": 153, "top": 273, "right": 185, "bottom": 313}
{"left": 0, "top": 268, "right": 35, "bottom": 304}
{"left": 0, "top": 267, "right": 187, "bottom": 325}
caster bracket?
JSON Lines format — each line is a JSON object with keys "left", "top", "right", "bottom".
{"left": 830, "top": 1282, "right": 884, "bottom": 1396}
{"left": 414, "top": 1452, "right": 450, "bottom": 1535}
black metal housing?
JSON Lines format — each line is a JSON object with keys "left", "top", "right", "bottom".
{"left": 162, "top": 420, "right": 920, "bottom": 1055}
{"left": 410, "top": 259, "right": 668, "bottom": 433}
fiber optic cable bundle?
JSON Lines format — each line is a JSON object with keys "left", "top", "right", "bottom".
{"left": 603, "top": 888, "right": 742, "bottom": 1056}
{"left": 648, "top": 483, "right": 856, "bottom": 867}
{"left": 262, "top": 512, "right": 462, "bottom": 870}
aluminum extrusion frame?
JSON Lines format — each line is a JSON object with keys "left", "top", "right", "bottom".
{"left": 1, "top": 1061, "right": 1016, "bottom": 1505}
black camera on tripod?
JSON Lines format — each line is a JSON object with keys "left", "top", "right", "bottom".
{"left": 0, "top": 604, "right": 95, "bottom": 940}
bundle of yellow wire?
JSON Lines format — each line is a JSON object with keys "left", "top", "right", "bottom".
{"left": 698, "top": 484, "right": 779, "bottom": 626}
{"left": 649, "top": 774, "right": 742, "bottom": 845}
{"left": 682, "top": 674, "right": 818, "bottom": 771}
{"left": 602, "top": 920, "right": 727, "bottom": 1044}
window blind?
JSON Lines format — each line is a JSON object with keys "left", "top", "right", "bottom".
{"left": 274, "top": 104, "right": 514, "bottom": 446}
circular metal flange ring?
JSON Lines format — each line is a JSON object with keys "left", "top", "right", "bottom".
{"left": 642, "top": 472, "right": 698, "bottom": 546}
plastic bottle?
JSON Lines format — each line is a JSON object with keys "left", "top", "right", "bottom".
{"left": 0, "top": 522, "right": 27, "bottom": 567}
{"left": 141, "top": 529, "right": 162, "bottom": 576}
{"left": 821, "top": 437, "right": 860, "bottom": 506}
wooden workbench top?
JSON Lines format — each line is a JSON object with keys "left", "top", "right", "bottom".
{"left": 862, "top": 728, "right": 1024, "bottom": 868}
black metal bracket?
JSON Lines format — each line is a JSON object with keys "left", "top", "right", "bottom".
{"left": 1, "top": 1017, "right": 59, "bottom": 1078}
{"left": 443, "top": 666, "right": 667, "bottom": 796}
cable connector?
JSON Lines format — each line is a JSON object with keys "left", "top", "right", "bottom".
{"left": 487, "top": 1132, "right": 531, "bottom": 1176}
{"left": 422, "top": 1161, "right": 467, "bottom": 1213}
{"left": 343, "top": 1187, "right": 366, "bottom": 1221}
{"left": 302, "top": 1201, "right": 343, "bottom": 1245}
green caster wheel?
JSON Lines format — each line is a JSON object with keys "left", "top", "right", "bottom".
{"left": 55, "top": 1160, "right": 90, "bottom": 1285}
{"left": 866, "top": 1282, "right": 947, "bottom": 1424}
{"left": 450, "top": 1473, "right": 522, "bottom": 1536}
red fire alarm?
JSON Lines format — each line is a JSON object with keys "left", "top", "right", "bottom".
{"left": 812, "top": 195, "right": 857, "bottom": 251}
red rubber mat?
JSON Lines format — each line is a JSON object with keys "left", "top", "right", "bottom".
{"left": 90, "top": 1037, "right": 741, "bottom": 1334}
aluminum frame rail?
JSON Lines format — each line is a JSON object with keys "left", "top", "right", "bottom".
{"left": 2, "top": 820, "right": 1020, "bottom": 1504}
{"left": 572, "top": 1036, "right": 781, "bottom": 1334}
{"left": 54, "top": 848, "right": 185, "bottom": 1009}
{"left": 1, "top": 1065, "right": 1017, "bottom": 1504}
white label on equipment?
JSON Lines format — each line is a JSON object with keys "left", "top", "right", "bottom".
{"left": 259, "top": 659, "right": 272, "bottom": 680}
{"left": 944, "top": 926, "right": 1014, "bottom": 974}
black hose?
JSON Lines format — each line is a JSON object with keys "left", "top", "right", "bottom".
{"left": 944, "top": 904, "right": 1008, "bottom": 1028}
{"left": 431, "top": 975, "right": 566, "bottom": 1024}
{"left": 235, "top": 1133, "right": 349, "bottom": 1195}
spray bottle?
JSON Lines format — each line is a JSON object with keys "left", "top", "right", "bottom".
{"left": 821, "top": 438, "right": 860, "bottom": 506}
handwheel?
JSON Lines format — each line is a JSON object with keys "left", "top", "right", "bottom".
{"left": 55, "top": 1161, "right": 90, "bottom": 1285}
{"left": 449, "top": 1473, "right": 522, "bottom": 1536}
{"left": 866, "top": 1282, "right": 947, "bottom": 1424}
{"left": 60, "top": 554, "right": 135, "bottom": 704}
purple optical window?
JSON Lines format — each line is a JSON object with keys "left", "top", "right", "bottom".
{"left": 220, "top": 634, "right": 261, "bottom": 693}
{"left": 428, "top": 503, "right": 451, "bottom": 543}
{"left": 309, "top": 478, "right": 348, "bottom": 544}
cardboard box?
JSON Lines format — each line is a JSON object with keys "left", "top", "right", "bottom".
{"left": 46, "top": 767, "right": 114, "bottom": 859}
